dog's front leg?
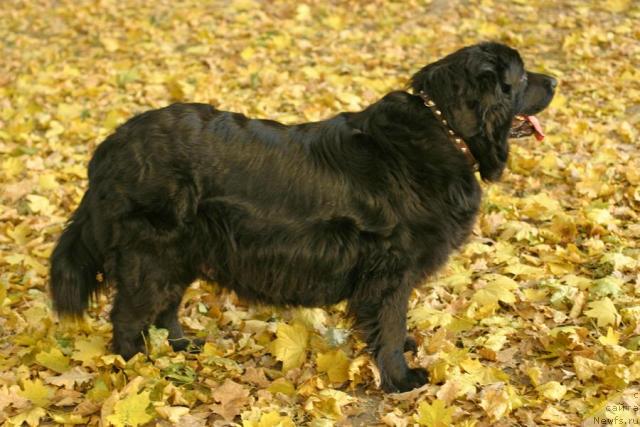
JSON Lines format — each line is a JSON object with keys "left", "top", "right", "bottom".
{"left": 349, "top": 284, "right": 428, "bottom": 392}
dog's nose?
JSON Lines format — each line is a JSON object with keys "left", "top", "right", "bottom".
{"left": 547, "top": 77, "right": 558, "bottom": 91}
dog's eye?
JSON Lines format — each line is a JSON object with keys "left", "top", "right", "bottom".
{"left": 501, "top": 83, "right": 511, "bottom": 94}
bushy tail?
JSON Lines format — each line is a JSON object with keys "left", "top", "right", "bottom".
{"left": 50, "top": 192, "right": 102, "bottom": 316}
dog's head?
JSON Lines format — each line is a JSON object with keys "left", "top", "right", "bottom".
{"left": 410, "top": 42, "right": 556, "bottom": 181}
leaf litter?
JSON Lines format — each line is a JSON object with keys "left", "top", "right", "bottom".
{"left": 1, "top": 0, "right": 639, "bottom": 425}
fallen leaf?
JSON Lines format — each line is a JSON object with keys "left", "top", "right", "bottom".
{"left": 105, "top": 390, "right": 155, "bottom": 427}
{"left": 316, "top": 349, "right": 350, "bottom": 383}
{"left": 19, "top": 378, "right": 54, "bottom": 408}
{"left": 272, "top": 322, "right": 309, "bottom": 372}
{"left": 210, "top": 379, "right": 250, "bottom": 421}
{"left": 585, "top": 297, "right": 620, "bottom": 327}
{"left": 45, "top": 366, "right": 95, "bottom": 389}
{"left": 414, "top": 399, "right": 454, "bottom": 427}
{"left": 537, "top": 381, "right": 567, "bottom": 401}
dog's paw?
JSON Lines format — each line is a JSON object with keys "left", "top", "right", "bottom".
{"left": 382, "top": 367, "right": 428, "bottom": 393}
{"left": 169, "top": 337, "right": 205, "bottom": 353}
{"left": 404, "top": 336, "right": 418, "bottom": 353}
{"left": 112, "top": 342, "right": 145, "bottom": 361}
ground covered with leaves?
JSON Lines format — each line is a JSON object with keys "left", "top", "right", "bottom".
{"left": 1, "top": 0, "right": 639, "bottom": 425}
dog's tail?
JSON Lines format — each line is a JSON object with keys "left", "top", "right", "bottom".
{"left": 50, "top": 191, "right": 102, "bottom": 316}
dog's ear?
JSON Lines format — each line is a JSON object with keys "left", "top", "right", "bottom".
{"left": 410, "top": 62, "right": 482, "bottom": 137}
{"left": 410, "top": 62, "right": 463, "bottom": 98}
{"left": 476, "top": 68, "right": 512, "bottom": 143}
{"left": 473, "top": 67, "right": 513, "bottom": 182}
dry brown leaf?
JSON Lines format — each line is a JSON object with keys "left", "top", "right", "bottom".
{"left": 210, "top": 379, "right": 251, "bottom": 421}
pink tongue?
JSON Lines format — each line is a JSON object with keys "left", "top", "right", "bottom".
{"left": 524, "top": 115, "right": 545, "bottom": 141}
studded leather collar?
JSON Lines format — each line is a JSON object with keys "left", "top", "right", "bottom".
{"left": 418, "top": 90, "right": 479, "bottom": 171}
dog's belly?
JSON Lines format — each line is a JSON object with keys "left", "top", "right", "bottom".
{"left": 200, "top": 258, "right": 356, "bottom": 308}
{"left": 199, "top": 210, "right": 364, "bottom": 307}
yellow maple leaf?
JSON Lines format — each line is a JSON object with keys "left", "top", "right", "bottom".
{"left": 584, "top": 297, "right": 620, "bottom": 328}
{"left": 573, "top": 356, "right": 605, "bottom": 381}
{"left": 240, "top": 46, "right": 255, "bottom": 61}
{"left": 414, "top": 399, "right": 454, "bottom": 427}
{"left": 50, "top": 413, "right": 89, "bottom": 425}
{"left": 409, "top": 306, "right": 453, "bottom": 329}
{"left": 7, "top": 222, "right": 31, "bottom": 245}
{"left": 2, "top": 156, "right": 24, "bottom": 177}
{"left": 602, "top": 364, "right": 631, "bottom": 389}
{"left": 537, "top": 381, "right": 567, "bottom": 401}
{"left": 295, "top": 4, "right": 311, "bottom": 21}
{"left": 503, "top": 263, "right": 543, "bottom": 278}
{"left": 519, "top": 193, "right": 561, "bottom": 220}
{"left": 272, "top": 322, "right": 309, "bottom": 372}
{"left": 526, "top": 366, "right": 543, "bottom": 387}
{"left": 598, "top": 327, "right": 620, "bottom": 346}
{"left": 45, "top": 366, "right": 94, "bottom": 389}
{"left": 19, "top": 378, "right": 54, "bottom": 407}
{"left": 56, "top": 103, "right": 83, "bottom": 121}
{"left": 479, "top": 383, "right": 512, "bottom": 420}
{"left": 267, "top": 378, "right": 296, "bottom": 396}
{"left": 478, "top": 22, "right": 500, "bottom": 37}
{"left": 72, "top": 335, "right": 107, "bottom": 365}
{"left": 88, "top": 378, "right": 111, "bottom": 402}
{"left": 601, "top": 0, "right": 630, "bottom": 12}
{"left": 245, "top": 411, "right": 296, "bottom": 427}
{"left": 317, "top": 349, "right": 350, "bottom": 383}
{"left": 308, "top": 389, "right": 356, "bottom": 420}
{"left": 436, "top": 379, "right": 469, "bottom": 405}
{"left": 540, "top": 406, "right": 567, "bottom": 424}
{"left": 477, "top": 331, "right": 508, "bottom": 352}
{"left": 38, "top": 173, "right": 59, "bottom": 190}
{"left": 336, "top": 92, "right": 362, "bottom": 109}
{"left": 155, "top": 406, "right": 189, "bottom": 424}
{"left": 472, "top": 274, "right": 518, "bottom": 307}
{"left": 100, "top": 36, "right": 119, "bottom": 52}
{"left": 586, "top": 207, "right": 615, "bottom": 226}
{"left": 8, "top": 407, "right": 47, "bottom": 427}
{"left": 102, "top": 110, "right": 125, "bottom": 131}
{"left": 106, "top": 390, "right": 155, "bottom": 427}
{"left": 323, "top": 15, "right": 343, "bottom": 30}
{"left": 292, "top": 307, "right": 327, "bottom": 333}
{"left": 27, "top": 194, "right": 54, "bottom": 215}
{"left": 35, "top": 347, "right": 70, "bottom": 374}
{"left": 347, "top": 355, "right": 372, "bottom": 387}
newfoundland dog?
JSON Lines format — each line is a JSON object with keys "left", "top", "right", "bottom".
{"left": 51, "top": 42, "right": 556, "bottom": 392}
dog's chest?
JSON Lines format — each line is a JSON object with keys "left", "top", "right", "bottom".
{"left": 400, "top": 179, "right": 481, "bottom": 274}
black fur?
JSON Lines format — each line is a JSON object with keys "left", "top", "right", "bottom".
{"left": 50, "top": 42, "right": 555, "bottom": 392}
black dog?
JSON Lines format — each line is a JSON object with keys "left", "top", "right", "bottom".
{"left": 50, "top": 42, "right": 555, "bottom": 392}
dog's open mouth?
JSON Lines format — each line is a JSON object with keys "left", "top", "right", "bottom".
{"left": 510, "top": 115, "right": 545, "bottom": 141}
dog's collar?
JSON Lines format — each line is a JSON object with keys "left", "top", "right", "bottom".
{"left": 418, "top": 91, "right": 479, "bottom": 172}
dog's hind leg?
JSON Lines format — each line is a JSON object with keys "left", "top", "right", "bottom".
{"left": 108, "top": 251, "right": 172, "bottom": 359}
{"left": 110, "top": 290, "right": 156, "bottom": 359}
{"left": 350, "top": 284, "right": 428, "bottom": 393}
